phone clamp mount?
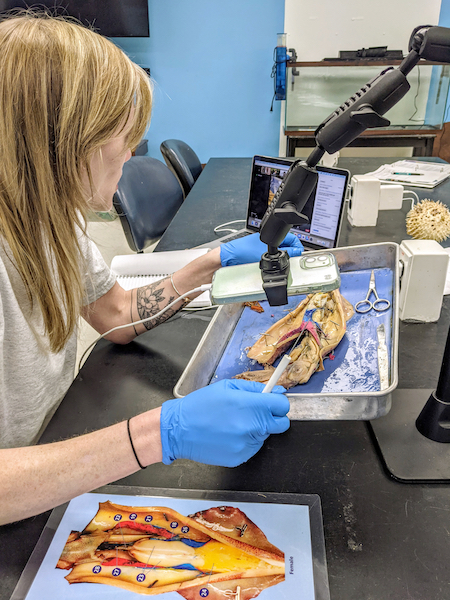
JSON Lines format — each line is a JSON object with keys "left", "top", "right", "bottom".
{"left": 258, "top": 148, "right": 324, "bottom": 306}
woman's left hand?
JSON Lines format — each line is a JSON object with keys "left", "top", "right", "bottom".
{"left": 220, "top": 232, "right": 303, "bottom": 267}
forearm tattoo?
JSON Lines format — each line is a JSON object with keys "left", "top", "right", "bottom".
{"left": 136, "top": 277, "right": 189, "bottom": 330}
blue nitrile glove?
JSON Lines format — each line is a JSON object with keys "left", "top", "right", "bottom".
{"left": 220, "top": 232, "right": 303, "bottom": 266}
{"left": 160, "top": 379, "right": 290, "bottom": 467}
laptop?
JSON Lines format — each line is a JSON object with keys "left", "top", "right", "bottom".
{"left": 199, "top": 155, "right": 350, "bottom": 251}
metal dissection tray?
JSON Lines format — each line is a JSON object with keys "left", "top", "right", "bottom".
{"left": 174, "top": 243, "right": 399, "bottom": 420}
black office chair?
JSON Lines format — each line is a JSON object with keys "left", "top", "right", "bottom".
{"left": 160, "top": 139, "right": 203, "bottom": 198}
{"left": 113, "top": 156, "right": 184, "bottom": 253}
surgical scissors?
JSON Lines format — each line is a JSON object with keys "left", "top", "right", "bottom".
{"left": 355, "top": 270, "right": 390, "bottom": 314}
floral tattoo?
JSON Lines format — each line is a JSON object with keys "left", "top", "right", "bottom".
{"left": 136, "top": 278, "right": 188, "bottom": 330}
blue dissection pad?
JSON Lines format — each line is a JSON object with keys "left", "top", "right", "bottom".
{"left": 211, "top": 268, "right": 393, "bottom": 393}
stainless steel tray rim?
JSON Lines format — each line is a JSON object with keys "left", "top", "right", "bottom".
{"left": 174, "top": 243, "right": 399, "bottom": 420}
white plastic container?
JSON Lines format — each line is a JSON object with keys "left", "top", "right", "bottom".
{"left": 348, "top": 175, "right": 380, "bottom": 226}
{"left": 399, "top": 239, "right": 449, "bottom": 322}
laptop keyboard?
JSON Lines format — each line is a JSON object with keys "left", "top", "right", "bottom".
{"left": 221, "top": 230, "right": 250, "bottom": 242}
{"left": 195, "top": 229, "right": 250, "bottom": 249}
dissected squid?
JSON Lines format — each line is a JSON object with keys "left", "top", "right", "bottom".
{"left": 235, "top": 290, "right": 354, "bottom": 389}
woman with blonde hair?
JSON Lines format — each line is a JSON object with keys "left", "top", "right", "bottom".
{"left": 0, "top": 12, "right": 302, "bottom": 525}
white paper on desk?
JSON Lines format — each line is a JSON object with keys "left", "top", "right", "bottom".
{"left": 111, "top": 249, "right": 212, "bottom": 307}
{"left": 366, "top": 160, "right": 450, "bottom": 189}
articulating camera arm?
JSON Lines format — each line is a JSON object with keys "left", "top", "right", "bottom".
{"left": 258, "top": 25, "right": 450, "bottom": 307}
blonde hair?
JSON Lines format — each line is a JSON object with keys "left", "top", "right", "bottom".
{"left": 0, "top": 12, "right": 152, "bottom": 353}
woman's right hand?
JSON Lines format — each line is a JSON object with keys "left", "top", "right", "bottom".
{"left": 159, "top": 379, "right": 290, "bottom": 467}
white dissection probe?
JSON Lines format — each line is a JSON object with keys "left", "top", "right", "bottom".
{"left": 262, "top": 332, "right": 305, "bottom": 393}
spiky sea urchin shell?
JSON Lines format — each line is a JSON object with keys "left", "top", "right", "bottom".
{"left": 406, "top": 199, "right": 450, "bottom": 242}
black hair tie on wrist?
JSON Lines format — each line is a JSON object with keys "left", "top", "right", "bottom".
{"left": 127, "top": 418, "right": 146, "bottom": 469}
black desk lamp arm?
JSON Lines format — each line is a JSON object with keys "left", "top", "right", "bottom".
{"left": 258, "top": 25, "right": 450, "bottom": 307}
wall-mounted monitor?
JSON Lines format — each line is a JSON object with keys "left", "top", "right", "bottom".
{"left": 0, "top": 1, "right": 150, "bottom": 37}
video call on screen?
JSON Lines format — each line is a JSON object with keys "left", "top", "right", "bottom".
{"left": 249, "top": 159, "right": 346, "bottom": 248}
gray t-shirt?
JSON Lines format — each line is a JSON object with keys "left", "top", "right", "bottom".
{"left": 0, "top": 233, "right": 116, "bottom": 449}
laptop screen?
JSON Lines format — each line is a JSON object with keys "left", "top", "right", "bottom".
{"left": 246, "top": 155, "right": 349, "bottom": 250}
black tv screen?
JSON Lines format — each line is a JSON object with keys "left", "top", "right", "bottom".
{"left": 0, "top": 1, "right": 150, "bottom": 37}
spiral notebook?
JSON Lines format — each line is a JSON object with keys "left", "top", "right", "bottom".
{"left": 111, "top": 248, "right": 211, "bottom": 307}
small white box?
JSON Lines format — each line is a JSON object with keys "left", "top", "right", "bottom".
{"left": 399, "top": 239, "right": 449, "bottom": 322}
{"left": 379, "top": 184, "right": 404, "bottom": 210}
{"left": 348, "top": 175, "right": 380, "bottom": 227}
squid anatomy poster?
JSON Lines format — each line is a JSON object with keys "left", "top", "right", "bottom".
{"left": 23, "top": 493, "right": 318, "bottom": 600}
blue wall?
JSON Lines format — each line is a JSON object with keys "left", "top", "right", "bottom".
{"left": 439, "top": 0, "right": 450, "bottom": 27}
{"left": 439, "top": 0, "right": 450, "bottom": 123}
{"left": 112, "top": 1, "right": 285, "bottom": 163}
